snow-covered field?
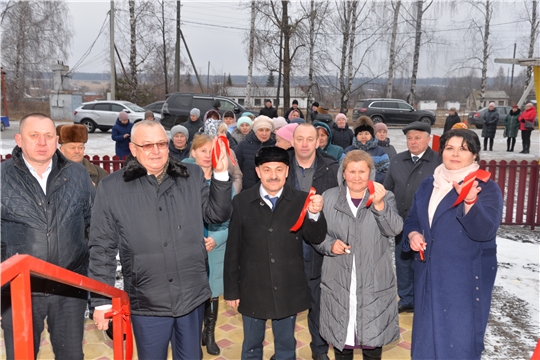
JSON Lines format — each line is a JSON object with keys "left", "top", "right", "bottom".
{"left": 1, "top": 121, "right": 539, "bottom": 357}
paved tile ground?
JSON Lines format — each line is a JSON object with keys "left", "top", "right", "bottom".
{"left": 0, "top": 298, "right": 412, "bottom": 359}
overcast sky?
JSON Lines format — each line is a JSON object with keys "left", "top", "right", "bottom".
{"left": 66, "top": 1, "right": 536, "bottom": 79}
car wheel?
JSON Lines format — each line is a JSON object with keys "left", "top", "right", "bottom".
{"left": 99, "top": 128, "right": 109, "bottom": 133}
{"left": 81, "top": 119, "right": 96, "bottom": 133}
{"left": 371, "top": 116, "right": 383, "bottom": 124}
{"left": 475, "top": 125, "right": 483, "bottom": 129}
{"left": 419, "top": 117, "right": 432, "bottom": 125}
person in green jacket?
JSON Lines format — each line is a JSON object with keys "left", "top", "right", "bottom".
{"left": 314, "top": 121, "right": 344, "bottom": 163}
{"left": 504, "top": 105, "right": 521, "bottom": 152}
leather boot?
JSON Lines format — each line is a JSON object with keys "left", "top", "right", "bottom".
{"left": 334, "top": 348, "right": 354, "bottom": 360}
{"left": 362, "top": 347, "right": 382, "bottom": 360}
{"left": 201, "top": 297, "right": 220, "bottom": 355}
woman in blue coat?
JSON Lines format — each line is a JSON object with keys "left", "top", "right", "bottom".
{"left": 403, "top": 129, "right": 503, "bottom": 359}
{"left": 111, "top": 111, "right": 133, "bottom": 158}
{"left": 183, "top": 134, "right": 235, "bottom": 356}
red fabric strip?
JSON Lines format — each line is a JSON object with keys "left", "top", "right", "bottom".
{"left": 290, "top": 187, "right": 316, "bottom": 232}
{"left": 105, "top": 305, "right": 133, "bottom": 359}
{"left": 451, "top": 169, "right": 491, "bottom": 207}
{"left": 212, "top": 135, "right": 236, "bottom": 169}
{"left": 365, "top": 180, "right": 375, "bottom": 207}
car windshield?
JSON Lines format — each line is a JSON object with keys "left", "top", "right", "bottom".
{"left": 122, "top": 102, "right": 145, "bottom": 112}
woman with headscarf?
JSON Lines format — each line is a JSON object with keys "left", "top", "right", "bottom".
{"left": 403, "top": 129, "right": 503, "bottom": 359}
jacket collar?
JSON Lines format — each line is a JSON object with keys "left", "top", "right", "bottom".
{"left": 122, "top": 154, "right": 190, "bottom": 182}
{"left": 12, "top": 146, "right": 68, "bottom": 174}
{"left": 244, "top": 182, "right": 295, "bottom": 204}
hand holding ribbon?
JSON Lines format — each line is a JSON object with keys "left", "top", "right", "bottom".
{"left": 365, "top": 180, "right": 375, "bottom": 207}
{"left": 104, "top": 305, "right": 133, "bottom": 359}
{"left": 212, "top": 135, "right": 236, "bottom": 171}
{"left": 451, "top": 169, "right": 491, "bottom": 207}
{"left": 290, "top": 187, "right": 317, "bottom": 232}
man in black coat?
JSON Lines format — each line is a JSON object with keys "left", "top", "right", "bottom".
{"left": 285, "top": 123, "right": 339, "bottom": 360}
{"left": 383, "top": 121, "right": 441, "bottom": 313}
{"left": 1, "top": 113, "right": 95, "bottom": 359}
{"left": 90, "top": 121, "right": 233, "bottom": 359}
{"left": 224, "top": 146, "right": 326, "bottom": 360}
{"left": 259, "top": 99, "right": 278, "bottom": 118}
{"left": 443, "top": 107, "right": 461, "bottom": 133}
{"left": 284, "top": 99, "right": 305, "bottom": 120}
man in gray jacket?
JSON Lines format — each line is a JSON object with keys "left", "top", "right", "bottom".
{"left": 383, "top": 121, "right": 441, "bottom": 313}
{"left": 89, "top": 121, "right": 233, "bottom": 359}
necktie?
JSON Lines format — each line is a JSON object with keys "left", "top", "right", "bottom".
{"left": 412, "top": 156, "right": 419, "bottom": 164}
{"left": 264, "top": 195, "right": 278, "bottom": 211}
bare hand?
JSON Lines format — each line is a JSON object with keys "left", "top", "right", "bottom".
{"left": 372, "top": 182, "right": 386, "bottom": 211}
{"left": 307, "top": 194, "right": 323, "bottom": 214}
{"left": 213, "top": 137, "right": 228, "bottom": 172}
{"left": 331, "top": 239, "right": 351, "bottom": 255}
{"left": 226, "top": 299, "right": 240, "bottom": 310}
{"left": 123, "top": 133, "right": 130, "bottom": 138}
{"left": 205, "top": 237, "right": 217, "bottom": 252}
{"left": 408, "top": 231, "right": 426, "bottom": 252}
{"left": 452, "top": 180, "right": 481, "bottom": 204}
{"left": 93, "top": 308, "right": 111, "bottom": 331}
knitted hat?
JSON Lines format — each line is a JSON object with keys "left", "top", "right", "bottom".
{"left": 255, "top": 146, "right": 290, "bottom": 166}
{"left": 118, "top": 111, "right": 129, "bottom": 121}
{"left": 265, "top": 99, "right": 272, "bottom": 104}
{"left": 237, "top": 116, "right": 252, "bottom": 128}
{"left": 144, "top": 110, "right": 154, "bottom": 119}
{"left": 402, "top": 121, "right": 431, "bottom": 135}
{"left": 204, "top": 118, "right": 223, "bottom": 136}
{"left": 451, "top": 122, "right": 469, "bottom": 130}
{"left": 374, "top": 122, "right": 388, "bottom": 134}
{"left": 335, "top": 113, "right": 347, "bottom": 122}
{"left": 290, "top": 118, "right": 306, "bottom": 124}
{"left": 489, "top": 102, "right": 495, "bottom": 107}
{"left": 213, "top": 100, "right": 221, "bottom": 109}
{"left": 273, "top": 117, "right": 288, "bottom": 130}
{"left": 292, "top": 99, "right": 299, "bottom": 105}
{"left": 354, "top": 116, "right": 374, "bottom": 137}
{"left": 275, "top": 123, "right": 298, "bottom": 143}
{"left": 252, "top": 116, "right": 274, "bottom": 132}
{"left": 312, "top": 101, "right": 319, "bottom": 107}
{"left": 242, "top": 112, "right": 254, "bottom": 119}
{"left": 317, "top": 106, "right": 330, "bottom": 115}
{"left": 56, "top": 124, "right": 88, "bottom": 144}
{"left": 190, "top": 108, "right": 200, "bottom": 117}
{"left": 170, "top": 125, "right": 189, "bottom": 139}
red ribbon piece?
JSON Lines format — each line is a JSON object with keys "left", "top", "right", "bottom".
{"left": 290, "top": 187, "right": 316, "bottom": 232}
{"left": 365, "top": 180, "right": 375, "bottom": 207}
{"left": 212, "top": 135, "right": 236, "bottom": 169}
{"left": 105, "top": 305, "right": 133, "bottom": 360}
{"left": 419, "top": 249, "right": 425, "bottom": 262}
{"left": 451, "top": 169, "right": 491, "bottom": 207}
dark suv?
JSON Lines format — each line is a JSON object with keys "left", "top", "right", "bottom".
{"left": 352, "top": 98, "right": 435, "bottom": 125}
{"left": 161, "top": 93, "right": 257, "bottom": 130}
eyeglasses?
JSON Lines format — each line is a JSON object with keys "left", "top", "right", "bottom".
{"left": 131, "top": 141, "right": 168, "bottom": 151}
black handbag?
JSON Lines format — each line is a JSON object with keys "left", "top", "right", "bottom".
{"left": 524, "top": 120, "right": 534, "bottom": 130}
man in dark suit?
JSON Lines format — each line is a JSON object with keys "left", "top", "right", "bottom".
{"left": 286, "top": 123, "right": 339, "bottom": 360}
{"left": 224, "top": 146, "right": 326, "bottom": 360}
{"left": 383, "top": 121, "right": 441, "bottom": 313}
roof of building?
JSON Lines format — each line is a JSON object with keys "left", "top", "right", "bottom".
{"left": 224, "top": 86, "right": 307, "bottom": 98}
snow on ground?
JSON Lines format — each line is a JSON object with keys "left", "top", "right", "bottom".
{"left": 2, "top": 121, "right": 539, "bottom": 356}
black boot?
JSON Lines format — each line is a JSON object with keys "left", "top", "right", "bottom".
{"left": 334, "top": 348, "right": 354, "bottom": 360}
{"left": 201, "top": 297, "right": 220, "bottom": 355}
{"left": 362, "top": 347, "right": 383, "bottom": 360}
{"left": 511, "top": 138, "right": 516, "bottom": 152}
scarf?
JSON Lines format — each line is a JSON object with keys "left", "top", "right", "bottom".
{"left": 428, "top": 162, "right": 479, "bottom": 225}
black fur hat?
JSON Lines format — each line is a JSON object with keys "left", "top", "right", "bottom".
{"left": 255, "top": 146, "right": 290, "bottom": 167}
{"left": 354, "top": 116, "right": 375, "bottom": 138}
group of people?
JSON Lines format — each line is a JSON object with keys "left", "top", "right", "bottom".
{"left": 445, "top": 102, "right": 536, "bottom": 154}
{"left": 1, "top": 108, "right": 504, "bottom": 360}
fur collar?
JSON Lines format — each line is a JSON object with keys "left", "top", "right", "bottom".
{"left": 122, "top": 155, "right": 190, "bottom": 182}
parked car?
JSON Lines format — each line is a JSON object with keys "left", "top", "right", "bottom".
{"left": 467, "top": 106, "right": 511, "bottom": 129}
{"left": 73, "top": 100, "right": 150, "bottom": 133}
{"left": 144, "top": 101, "right": 165, "bottom": 114}
{"left": 160, "top": 93, "right": 258, "bottom": 130}
{"left": 352, "top": 98, "right": 436, "bottom": 126}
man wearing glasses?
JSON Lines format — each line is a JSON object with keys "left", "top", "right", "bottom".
{"left": 89, "top": 120, "right": 233, "bottom": 359}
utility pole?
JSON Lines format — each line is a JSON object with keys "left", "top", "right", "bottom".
{"left": 510, "top": 43, "right": 517, "bottom": 89}
{"left": 110, "top": 0, "right": 115, "bottom": 100}
{"left": 175, "top": 1, "right": 181, "bottom": 92}
{"left": 207, "top": 61, "right": 210, "bottom": 91}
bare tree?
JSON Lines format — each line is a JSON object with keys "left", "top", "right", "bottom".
{"left": 386, "top": 0, "right": 401, "bottom": 98}
{"left": 1, "top": 0, "right": 73, "bottom": 102}
{"left": 524, "top": 0, "right": 539, "bottom": 89}
{"left": 245, "top": 0, "right": 256, "bottom": 108}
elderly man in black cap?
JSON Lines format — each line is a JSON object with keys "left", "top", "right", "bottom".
{"left": 57, "top": 124, "right": 108, "bottom": 186}
{"left": 224, "top": 146, "right": 326, "bottom": 360}
{"left": 383, "top": 121, "right": 441, "bottom": 313}
{"left": 260, "top": 99, "right": 278, "bottom": 118}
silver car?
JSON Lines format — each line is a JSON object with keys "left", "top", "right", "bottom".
{"left": 73, "top": 100, "right": 160, "bottom": 133}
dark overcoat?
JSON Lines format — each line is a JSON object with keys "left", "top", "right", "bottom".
{"left": 481, "top": 109, "right": 499, "bottom": 138}
{"left": 223, "top": 184, "right": 327, "bottom": 319}
{"left": 402, "top": 176, "right": 502, "bottom": 359}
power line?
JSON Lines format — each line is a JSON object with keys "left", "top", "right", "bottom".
{"left": 69, "top": 12, "right": 110, "bottom": 75}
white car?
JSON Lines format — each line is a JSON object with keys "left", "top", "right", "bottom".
{"left": 73, "top": 100, "right": 161, "bottom": 133}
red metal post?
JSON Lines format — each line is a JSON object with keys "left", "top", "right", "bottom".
{"left": 10, "top": 270, "right": 34, "bottom": 359}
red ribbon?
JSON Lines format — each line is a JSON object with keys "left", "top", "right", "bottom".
{"left": 365, "top": 180, "right": 375, "bottom": 207}
{"left": 290, "top": 187, "right": 316, "bottom": 232}
{"left": 105, "top": 305, "right": 133, "bottom": 360}
{"left": 212, "top": 135, "right": 236, "bottom": 169}
{"left": 451, "top": 169, "right": 491, "bottom": 207}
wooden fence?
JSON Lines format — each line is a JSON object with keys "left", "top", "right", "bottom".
{"left": 1, "top": 154, "right": 539, "bottom": 229}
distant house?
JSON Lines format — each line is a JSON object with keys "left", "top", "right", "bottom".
{"left": 466, "top": 90, "right": 509, "bottom": 110}
{"left": 222, "top": 86, "right": 308, "bottom": 110}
